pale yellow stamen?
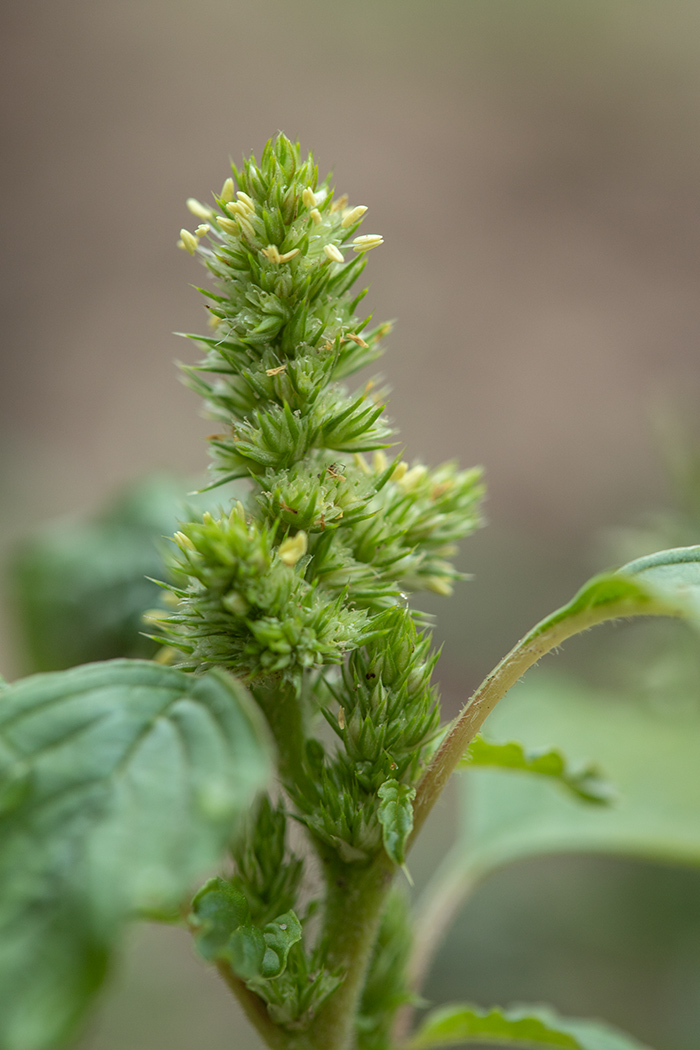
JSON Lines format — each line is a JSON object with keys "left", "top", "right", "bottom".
{"left": 310, "top": 208, "right": 322, "bottom": 225}
{"left": 220, "top": 177, "right": 235, "bottom": 202}
{"left": 338, "top": 706, "right": 346, "bottom": 730}
{"left": 262, "top": 244, "right": 282, "bottom": 264}
{"left": 266, "top": 363, "right": 287, "bottom": 376}
{"left": 330, "top": 194, "right": 349, "bottom": 213}
{"left": 195, "top": 224, "right": 210, "bottom": 237}
{"left": 179, "top": 229, "right": 198, "bottom": 255}
{"left": 302, "top": 187, "right": 316, "bottom": 208}
{"left": 372, "top": 451, "right": 388, "bottom": 473}
{"left": 352, "top": 234, "right": 384, "bottom": 252}
{"left": 341, "top": 205, "right": 368, "bottom": 228}
{"left": 278, "top": 531, "right": 308, "bottom": 566}
{"left": 346, "top": 332, "right": 368, "bottom": 348}
{"left": 217, "top": 216, "right": 238, "bottom": 235}
{"left": 324, "top": 244, "right": 345, "bottom": 264}
{"left": 236, "top": 191, "right": 256, "bottom": 211}
{"left": 187, "top": 198, "right": 214, "bottom": 220}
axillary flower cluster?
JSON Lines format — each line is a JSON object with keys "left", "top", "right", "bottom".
{"left": 155, "top": 135, "right": 484, "bottom": 1046}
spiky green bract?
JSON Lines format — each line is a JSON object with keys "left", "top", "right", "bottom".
{"left": 164, "top": 134, "right": 484, "bottom": 683}
{"left": 171, "top": 135, "right": 484, "bottom": 1049}
{"left": 230, "top": 796, "right": 304, "bottom": 927}
{"left": 291, "top": 608, "right": 441, "bottom": 863}
{"left": 189, "top": 797, "right": 343, "bottom": 1032}
{"left": 156, "top": 504, "right": 369, "bottom": 679}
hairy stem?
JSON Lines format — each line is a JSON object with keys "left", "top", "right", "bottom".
{"left": 305, "top": 855, "right": 395, "bottom": 1050}
{"left": 251, "top": 677, "right": 317, "bottom": 800}
{"left": 410, "top": 597, "right": 670, "bottom": 847}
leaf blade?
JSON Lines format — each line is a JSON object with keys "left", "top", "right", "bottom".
{"left": 460, "top": 737, "right": 614, "bottom": 806}
{"left": 405, "top": 1002, "right": 653, "bottom": 1050}
{"left": 0, "top": 659, "right": 273, "bottom": 1050}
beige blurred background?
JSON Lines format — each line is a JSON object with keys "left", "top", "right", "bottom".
{"left": 3, "top": 1, "right": 700, "bottom": 1046}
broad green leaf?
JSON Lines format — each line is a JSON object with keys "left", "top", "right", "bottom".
{"left": 378, "top": 779, "right": 416, "bottom": 866}
{"left": 190, "top": 877, "right": 250, "bottom": 960}
{"left": 9, "top": 476, "right": 195, "bottom": 672}
{"left": 461, "top": 673, "right": 700, "bottom": 873}
{"left": 405, "top": 1002, "right": 652, "bottom": 1049}
{"left": 0, "top": 659, "right": 272, "bottom": 1050}
{"left": 527, "top": 546, "right": 700, "bottom": 645}
{"left": 460, "top": 737, "right": 614, "bottom": 805}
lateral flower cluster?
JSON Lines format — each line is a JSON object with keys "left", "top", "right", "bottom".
{"left": 159, "top": 135, "right": 484, "bottom": 1038}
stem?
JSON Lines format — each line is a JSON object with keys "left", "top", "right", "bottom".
{"left": 410, "top": 597, "right": 669, "bottom": 847}
{"left": 304, "top": 854, "right": 395, "bottom": 1050}
{"left": 216, "top": 964, "right": 290, "bottom": 1050}
{"left": 251, "top": 677, "right": 317, "bottom": 800}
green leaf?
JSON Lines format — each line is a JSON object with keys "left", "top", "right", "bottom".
{"left": 258, "top": 910, "right": 303, "bottom": 978}
{"left": 190, "top": 877, "right": 250, "bottom": 960}
{"left": 460, "top": 737, "right": 614, "bottom": 805}
{"left": 405, "top": 1002, "right": 652, "bottom": 1049}
{"left": 9, "top": 476, "right": 189, "bottom": 672}
{"left": 378, "top": 779, "right": 416, "bottom": 866}
{"left": 191, "top": 879, "right": 302, "bottom": 982}
{"left": 461, "top": 672, "right": 700, "bottom": 873}
{"left": 0, "top": 659, "right": 272, "bottom": 1050}
{"left": 526, "top": 545, "right": 700, "bottom": 643}
{"left": 229, "top": 924, "right": 267, "bottom": 980}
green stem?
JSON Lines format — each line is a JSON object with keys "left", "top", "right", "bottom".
{"left": 216, "top": 963, "right": 289, "bottom": 1050}
{"left": 305, "top": 854, "right": 395, "bottom": 1050}
{"left": 251, "top": 677, "right": 317, "bottom": 800}
{"left": 410, "top": 596, "right": 670, "bottom": 847}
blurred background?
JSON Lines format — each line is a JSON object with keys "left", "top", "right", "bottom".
{"left": 3, "top": 1, "right": 700, "bottom": 1047}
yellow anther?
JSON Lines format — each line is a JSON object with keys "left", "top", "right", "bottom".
{"left": 302, "top": 187, "right": 316, "bottom": 208}
{"left": 346, "top": 332, "right": 368, "bottom": 348}
{"left": 330, "top": 194, "right": 349, "bottom": 213}
{"left": 391, "top": 461, "right": 408, "bottom": 482}
{"left": 262, "top": 244, "right": 282, "bottom": 264}
{"left": 352, "top": 234, "right": 384, "bottom": 252}
{"left": 179, "top": 229, "right": 198, "bottom": 255}
{"left": 217, "top": 216, "right": 238, "bottom": 235}
{"left": 266, "top": 363, "right": 288, "bottom": 376}
{"left": 236, "top": 191, "right": 256, "bottom": 211}
{"left": 195, "top": 224, "right": 210, "bottom": 237}
{"left": 310, "top": 208, "right": 322, "bottom": 225}
{"left": 341, "top": 205, "right": 368, "bottom": 228}
{"left": 425, "top": 576, "right": 453, "bottom": 597}
{"left": 187, "top": 198, "right": 214, "bottom": 220}
{"left": 220, "top": 177, "right": 235, "bottom": 202}
{"left": 278, "top": 531, "right": 308, "bottom": 567}
{"left": 278, "top": 248, "right": 300, "bottom": 262}
{"left": 324, "top": 244, "right": 345, "bottom": 264}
